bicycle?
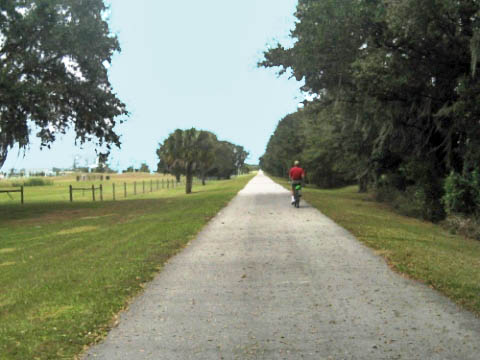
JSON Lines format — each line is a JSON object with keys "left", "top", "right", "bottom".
{"left": 293, "top": 183, "right": 302, "bottom": 208}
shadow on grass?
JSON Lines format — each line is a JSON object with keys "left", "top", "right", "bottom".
{"left": 0, "top": 198, "right": 176, "bottom": 225}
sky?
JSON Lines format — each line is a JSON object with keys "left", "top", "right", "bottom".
{"left": 3, "top": 0, "right": 304, "bottom": 172}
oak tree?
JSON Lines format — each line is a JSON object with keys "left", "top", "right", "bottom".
{"left": 0, "top": 0, "right": 127, "bottom": 168}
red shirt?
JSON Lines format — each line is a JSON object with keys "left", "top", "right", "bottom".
{"left": 289, "top": 166, "right": 305, "bottom": 181}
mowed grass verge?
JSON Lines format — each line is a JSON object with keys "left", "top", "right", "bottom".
{"left": 271, "top": 176, "right": 480, "bottom": 316}
{"left": 0, "top": 174, "right": 254, "bottom": 360}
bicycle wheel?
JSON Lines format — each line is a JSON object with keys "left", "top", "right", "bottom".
{"left": 294, "top": 189, "right": 300, "bottom": 208}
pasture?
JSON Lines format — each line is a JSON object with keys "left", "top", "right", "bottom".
{"left": 0, "top": 172, "right": 180, "bottom": 204}
{"left": 0, "top": 173, "right": 254, "bottom": 360}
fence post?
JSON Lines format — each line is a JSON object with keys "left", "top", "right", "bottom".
{"left": 69, "top": 185, "right": 73, "bottom": 202}
{"left": 143, "top": 180, "right": 145, "bottom": 194}
{"left": 113, "top": 183, "right": 116, "bottom": 201}
{"left": 100, "top": 184, "right": 103, "bottom": 201}
{"left": 162, "top": 179, "right": 164, "bottom": 188}
{"left": 157, "top": 179, "right": 159, "bottom": 190}
{"left": 167, "top": 179, "right": 170, "bottom": 189}
{"left": 124, "top": 182, "right": 127, "bottom": 198}
{"left": 21, "top": 186, "right": 24, "bottom": 205}
{"left": 150, "top": 179, "right": 153, "bottom": 192}
{"left": 92, "top": 184, "right": 96, "bottom": 201}
{"left": 134, "top": 181, "right": 137, "bottom": 195}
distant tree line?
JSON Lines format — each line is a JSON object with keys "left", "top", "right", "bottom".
{"left": 260, "top": 0, "right": 480, "bottom": 221}
{"left": 123, "top": 163, "right": 151, "bottom": 174}
{"left": 246, "top": 164, "right": 260, "bottom": 172}
{"left": 156, "top": 128, "right": 249, "bottom": 194}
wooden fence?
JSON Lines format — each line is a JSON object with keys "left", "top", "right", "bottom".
{"left": 0, "top": 178, "right": 197, "bottom": 204}
{"left": 69, "top": 178, "right": 180, "bottom": 202}
{"left": 0, "top": 186, "right": 24, "bottom": 204}
{"left": 69, "top": 184, "right": 103, "bottom": 202}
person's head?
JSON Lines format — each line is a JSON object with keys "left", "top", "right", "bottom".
{"left": 294, "top": 160, "right": 300, "bottom": 167}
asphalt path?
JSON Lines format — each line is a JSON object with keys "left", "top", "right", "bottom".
{"left": 83, "top": 172, "right": 480, "bottom": 359}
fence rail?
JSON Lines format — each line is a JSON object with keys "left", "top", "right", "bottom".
{"left": 0, "top": 177, "right": 201, "bottom": 204}
{"left": 0, "top": 186, "right": 24, "bottom": 204}
{"left": 69, "top": 184, "right": 103, "bottom": 202}
{"left": 68, "top": 179, "right": 181, "bottom": 203}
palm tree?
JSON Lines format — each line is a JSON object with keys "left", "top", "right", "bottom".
{"left": 157, "top": 128, "right": 217, "bottom": 194}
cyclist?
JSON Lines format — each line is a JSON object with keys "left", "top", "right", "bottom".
{"left": 289, "top": 160, "right": 305, "bottom": 204}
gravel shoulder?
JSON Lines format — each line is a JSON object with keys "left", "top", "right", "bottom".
{"left": 83, "top": 172, "right": 480, "bottom": 359}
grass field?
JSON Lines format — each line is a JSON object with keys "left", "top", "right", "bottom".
{"left": 0, "top": 173, "right": 255, "bottom": 360}
{"left": 272, "top": 176, "right": 480, "bottom": 317}
{"left": 0, "top": 172, "right": 180, "bottom": 204}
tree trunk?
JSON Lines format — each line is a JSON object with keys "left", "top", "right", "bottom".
{"left": 175, "top": 173, "right": 181, "bottom": 183}
{"left": 202, "top": 173, "right": 206, "bottom": 186}
{"left": 358, "top": 171, "right": 368, "bottom": 193}
{"left": 185, "top": 163, "right": 193, "bottom": 194}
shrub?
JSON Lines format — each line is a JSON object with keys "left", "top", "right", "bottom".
{"left": 442, "top": 170, "right": 480, "bottom": 215}
{"left": 375, "top": 183, "right": 444, "bottom": 221}
{"left": 442, "top": 214, "right": 480, "bottom": 241}
{"left": 391, "top": 186, "right": 424, "bottom": 219}
{"left": 374, "top": 183, "right": 399, "bottom": 203}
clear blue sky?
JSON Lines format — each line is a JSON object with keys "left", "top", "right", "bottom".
{"left": 3, "top": 0, "right": 303, "bottom": 172}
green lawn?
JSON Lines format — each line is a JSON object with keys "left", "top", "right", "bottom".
{"left": 0, "top": 173, "right": 179, "bottom": 204}
{"left": 272, "top": 176, "right": 480, "bottom": 317}
{"left": 0, "top": 174, "right": 254, "bottom": 360}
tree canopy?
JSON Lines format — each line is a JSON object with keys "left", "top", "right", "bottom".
{"left": 0, "top": 0, "right": 127, "bottom": 169}
{"left": 260, "top": 0, "right": 480, "bottom": 221}
{"left": 157, "top": 128, "right": 249, "bottom": 194}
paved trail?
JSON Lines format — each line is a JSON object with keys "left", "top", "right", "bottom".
{"left": 84, "top": 172, "right": 480, "bottom": 359}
